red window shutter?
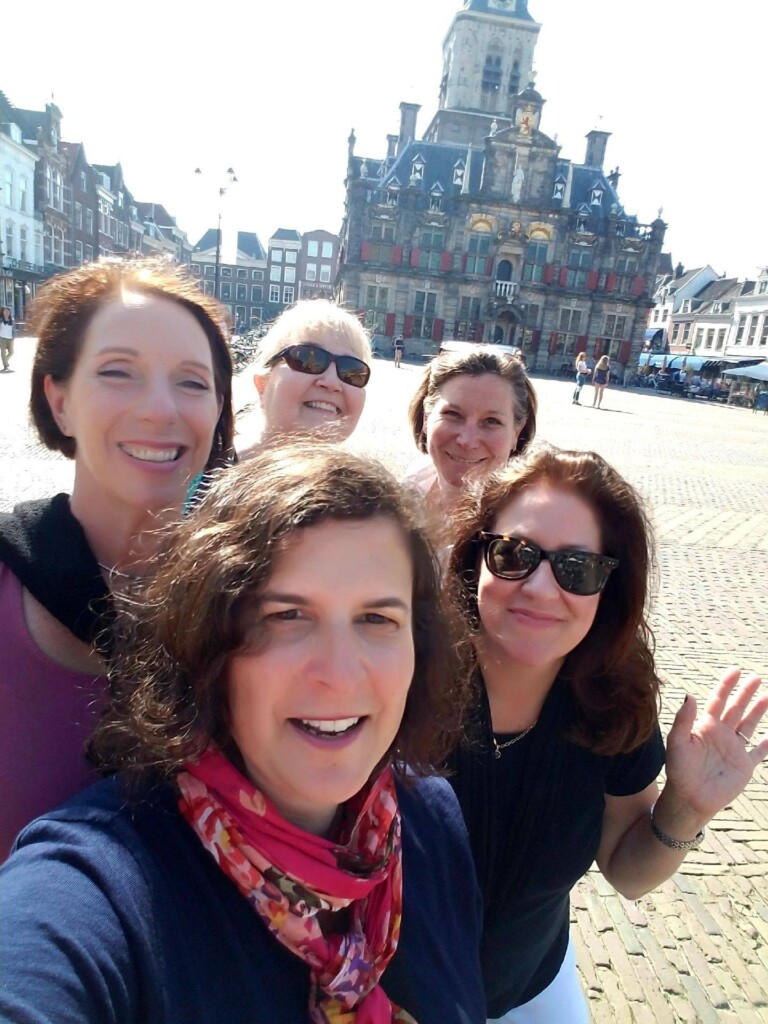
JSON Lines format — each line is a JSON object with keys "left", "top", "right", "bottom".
{"left": 360, "top": 241, "right": 372, "bottom": 261}
{"left": 532, "top": 329, "right": 541, "bottom": 348}
{"left": 391, "top": 245, "right": 403, "bottom": 265}
{"left": 630, "top": 275, "right": 646, "bottom": 297}
{"left": 618, "top": 341, "right": 631, "bottom": 364}
{"left": 432, "top": 318, "right": 445, "bottom": 342}
{"left": 606, "top": 272, "right": 617, "bottom": 292}
{"left": 410, "top": 248, "right": 421, "bottom": 268}
{"left": 543, "top": 263, "right": 555, "bottom": 285}
{"left": 587, "top": 270, "right": 599, "bottom": 290}
{"left": 559, "top": 268, "right": 569, "bottom": 288}
{"left": 461, "top": 255, "right": 468, "bottom": 273}
{"left": 384, "top": 313, "right": 396, "bottom": 337}
{"left": 578, "top": 335, "right": 588, "bottom": 350}
{"left": 485, "top": 256, "right": 494, "bottom": 277}
{"left": 403, "top": 315, "right": 414, "bottom": 339}
{"left": 474, "top": 322, "right": 484, "bottom": 342}
{"left": 439, "top": 251, "right": 453, "bottom": 272}
{"left": 594, "top": 338, "right": 605, "bottom": 359}
{"left": 549, "top": 333, "right": 559, "bottom": 355}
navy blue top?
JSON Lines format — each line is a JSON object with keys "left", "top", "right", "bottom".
{"left": 0, "top": 775, "right": 485, "bottom": 1024}
{"left": 449, "top": 679, "right": 665, "bottom": 1015}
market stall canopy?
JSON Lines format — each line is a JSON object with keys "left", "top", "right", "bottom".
{"left": 722, "top": 362, "right": 768, "bottom": 382}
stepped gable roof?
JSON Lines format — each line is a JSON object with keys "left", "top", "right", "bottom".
{"left": 237, "top": 231, "right": 266, "bottom": 260}
{"left": 271, "top": 228, "right": 302, "bottom": 242}
{"left": 193, "top": 228, "right": 220, "bottom": 251}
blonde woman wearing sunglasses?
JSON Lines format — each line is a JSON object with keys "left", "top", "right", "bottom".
{"left": 446, "top": 443, "right": 768, "bottom": 1023}
{"left": 237, "top": 301, "right": 371, "bottom": 457}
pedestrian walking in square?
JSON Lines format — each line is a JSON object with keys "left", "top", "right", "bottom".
{"left": 0, "top": 307, "right": 14, "bottom": 372}
{"left": 591, "top": 355, "right": 611, "bottom": 407}
{"left": 572, "top": 351, "right": 590, "bottom": 404}
{"left": 393, "top": 334, "right": 404, "bottom": 368}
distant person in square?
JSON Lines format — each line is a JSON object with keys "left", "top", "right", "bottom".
{"left": 591, "top": 355, "right": 611, "bottom": 408}
{"left": 393, "top": 334, "right": 404, "bottom": 368}
{"left": 0, "top": 307, "right": 14, "bottom": 372}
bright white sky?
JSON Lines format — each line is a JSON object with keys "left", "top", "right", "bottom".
{"left": 5, "top": 0, "right": 765, "bottom": 277}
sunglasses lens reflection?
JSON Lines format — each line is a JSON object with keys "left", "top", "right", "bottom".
{"left": 284, "top": 345, "right": 370, "bottom": 388}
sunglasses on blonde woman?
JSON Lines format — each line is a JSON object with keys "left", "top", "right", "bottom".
{"left": 477, "top": 532, "right": 619, "bottom": 596}
{"left": 266, "top": 343, "right": 370, "bottom": 388}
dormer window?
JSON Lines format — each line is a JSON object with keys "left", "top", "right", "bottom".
{"left": 411, "top": 155, "right": 425, "bottom": 182}
{"left": 615, "top": 220, "right": 626, "bottom": 237}
{"left": 360, "top": 160, "right": 369, "bottom": 178}
{"left": 553, "top": 176, "right": 566, "bottom": 201}
{"left": 453, "top": 164, "right": 465, "bottom": 187}
{"left": 590, "top": 186, "right": 603, "bottom": 206}
{"left": 429, "top": 183, "right": 444, "bottom": 212}
{"left": 386, "top": 188, "right": 399, "bottom": 207}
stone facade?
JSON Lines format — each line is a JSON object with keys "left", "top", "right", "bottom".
{"left": 337, "top": 0, "right": 666, "bottom": 372}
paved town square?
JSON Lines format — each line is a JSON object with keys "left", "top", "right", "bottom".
{"left": 2, "top": 340, "right": 767, "bottom": 1022}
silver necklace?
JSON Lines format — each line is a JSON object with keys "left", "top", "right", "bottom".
{"left": 493, "top": 720, "right": 538, "bottom": 759}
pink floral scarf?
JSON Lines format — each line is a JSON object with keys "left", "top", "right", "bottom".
{"left": 177, "top": 746, "right": 416, "bottom": 1023}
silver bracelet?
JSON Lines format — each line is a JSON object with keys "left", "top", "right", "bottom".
{"left": 649, "top": 802, "right": 705, "bottom": 851}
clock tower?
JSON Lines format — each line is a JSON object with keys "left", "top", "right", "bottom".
{"left": 426, "top": 0, "right": 541, "bottom": 145}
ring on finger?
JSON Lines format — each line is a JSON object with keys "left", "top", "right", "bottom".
{"left": 736, "top": 730, "right": 750, "bottom": 744}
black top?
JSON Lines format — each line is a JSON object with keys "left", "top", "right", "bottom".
{"left": 449, "top": 678, "right": 665, "bottom": 1015}
{"left": 0, "top": 774, "right": 486, "bottom": 1024}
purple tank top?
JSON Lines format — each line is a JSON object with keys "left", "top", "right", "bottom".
{"left": 0, "top": 563, "right": 106, "bottom": 859}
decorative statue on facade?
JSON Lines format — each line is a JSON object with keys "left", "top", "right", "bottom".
{"left": 511, "top": 166, "right": 525, "bottom": 203}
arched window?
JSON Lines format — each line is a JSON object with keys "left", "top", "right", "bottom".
{"left": 508, "top": 59, "right": 521, "bottom": 96}
{"left": 481, "top": 43, "right": 504, "bottom": 111}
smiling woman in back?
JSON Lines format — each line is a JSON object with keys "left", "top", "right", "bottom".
{"left": 0, "top": 259, "right": 234, "bottom": 856}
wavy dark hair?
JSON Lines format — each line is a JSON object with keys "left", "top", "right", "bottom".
{"left": 449, "top": 443, "right": 660, "bottom": 755}
{"left": 29, "top": 257, "right": 235, "bottom": 470}
{"left": 94, "top": 442, "right": 472, "bottom": 786}
{"left": 408, "top": 349, "right": 537, "bottom": 456}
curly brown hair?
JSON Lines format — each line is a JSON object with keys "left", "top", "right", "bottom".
{"left": 29, "top": 258, "right": 235, "bottom": 469}
{"left": 94, "top": 442, "right": 472, "bottom": 786}
{"left": 408, "top": 348, "right": 537, "bottom": 456}
{"left": 448, "top": 443, "right": 660, "bottom": 756}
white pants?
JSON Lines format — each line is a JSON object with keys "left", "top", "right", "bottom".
{"left": 488, "top": 937, "right": 590, "bottom": 1024}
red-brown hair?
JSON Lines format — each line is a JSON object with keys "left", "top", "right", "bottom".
{"left": 449, "top": 443, "right": 660, "bottom": 755}
{"left": 29, "top": 258, "right": 235, "bottom": 469}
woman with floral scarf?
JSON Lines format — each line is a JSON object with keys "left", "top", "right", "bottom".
{"left": 0, "top": 443, "right": 485, "bottom": 1024}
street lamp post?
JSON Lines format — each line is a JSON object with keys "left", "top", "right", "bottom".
{"left": 194, "top": 167, "right": 237, "bottom": 306}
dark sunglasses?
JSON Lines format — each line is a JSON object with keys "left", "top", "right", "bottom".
{"left": 477, "top": 532, "right": 619, "bottom": 596}
{"left": 266, "top": 343, "right": 370, "bottom": 388}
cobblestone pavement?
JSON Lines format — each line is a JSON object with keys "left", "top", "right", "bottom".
{"left": 2, "top": 343, "right": 768, "bottom": 1022}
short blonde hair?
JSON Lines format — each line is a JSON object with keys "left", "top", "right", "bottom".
{"left": 257, "top": 300, "right": 371, "bottom": 369}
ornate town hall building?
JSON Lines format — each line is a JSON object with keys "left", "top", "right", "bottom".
{"left": 337, "top": 0, "right": 666, "bottom": 371}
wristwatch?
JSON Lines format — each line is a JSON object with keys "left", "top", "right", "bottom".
{"left": 650, "top": 802, "right": 705, "bottom": 851}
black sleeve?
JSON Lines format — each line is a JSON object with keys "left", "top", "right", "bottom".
{"left": 605, "top": 725, "right": 666, "bottom": 797}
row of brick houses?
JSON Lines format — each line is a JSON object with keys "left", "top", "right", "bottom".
{"left": 0, "top": 92, "right": 196, "bottom": 323}
{"left": 190, "top": 227, "right": 340, "bottom": 329}
{"left": 337, "top": 0, "right": 667, "bottom": 372}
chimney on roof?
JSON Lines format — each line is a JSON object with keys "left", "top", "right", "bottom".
{"left": 386, "top": 134, "right": 398, "bottom": 160}
{"left": 674, "top": 262, "right": 685, "bottom": 279}
{"left": 397, "top": 102, "right": 421, "bottom": 156}
{"left": 584, "top": 129, "right": 611, "bottom": 170}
